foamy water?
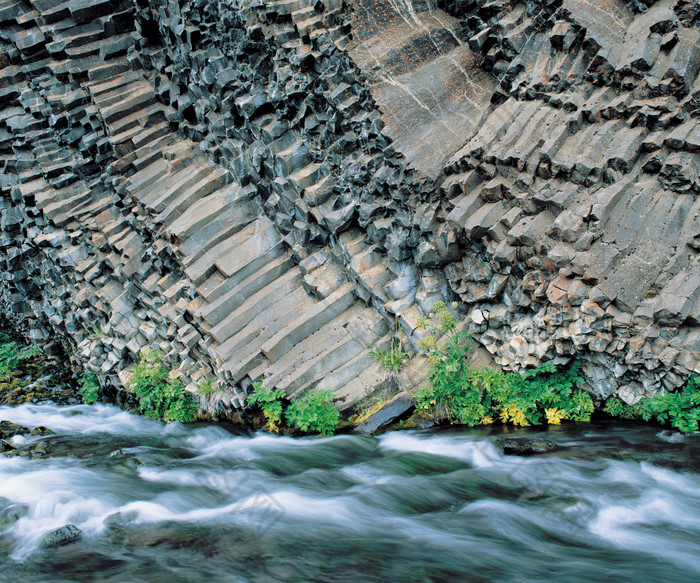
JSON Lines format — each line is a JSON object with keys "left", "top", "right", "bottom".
{"left": 1, "top": 403, "right": 699, "bottom": 582}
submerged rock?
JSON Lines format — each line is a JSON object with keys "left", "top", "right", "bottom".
{"left": 39, "top": 525, "right": 83, "bottom": 549}
{"left": 0, "top": 502, "right": 28, "bottom": 529}
{"left": 498, "top": 438, "right": 560, "bottom": 456}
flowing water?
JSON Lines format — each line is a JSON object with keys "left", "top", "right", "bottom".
{"left": 1, "top": 402, "right": 699, "bottom": 582}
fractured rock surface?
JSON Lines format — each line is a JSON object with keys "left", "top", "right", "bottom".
{"left": 1, "top": 0, "right": 699, "bottom": 416}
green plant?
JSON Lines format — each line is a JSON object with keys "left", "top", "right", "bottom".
{"left": 247, "top": 381, "right": 285, "bottom": 432}
{"left": 415, "top": 301, "right": 486, "bottom": 425}
{"left": 197, "top": 378, "right": 216, "bottom": 396}
{"left": 369, "top": 337, "right": 409, "bottom": 373}
{"left": 0, "top": 339, "right": 42, "bottom": 378}
{"left": 79, "top": 371, "right": 100, "bottom": 404}
{"left": 286, "top": 389, "right": 339, "bottom": 436}
{"left": 89, "top": 327, "right": 104, "bottom": 340}
{"left": 603, "top": 396, "right": 637, "bottom": 420}
{"left": 129, "top": 349, "right": 198, "bottom": 423}
{"left": 636, "top": 376, "right": 700, "bottom": 433}
{"left": 415, "top": 302, "right": 593, "bottom": 427}
{"left": 601, "top": 376, "right": 700, "bottom": 432}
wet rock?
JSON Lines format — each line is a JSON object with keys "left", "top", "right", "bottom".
{"left": 0, "top": 421, "right": 31, "bottom": 439}
{"left": 353, "top": 391, "right": 415, "bottom": 435}
{"left": 29, "top": 442, "right": 50, "bottom": 458}
{"left": 1, "top": 0, "right": 699, "bottom": 424}
{"left": 39, "top": 525, "right": 83, "bottom": 549}
{"left": 0, "top": 440, "right": 17, "bottom": 454}
{"left": 497, "top": 437, "right": 561, "bottom": 456}
{"left": 0, "top": 502, "right": 28, "bottom": 529}
{"left": 30, "top": 426, "right": 54, "bottom": 436}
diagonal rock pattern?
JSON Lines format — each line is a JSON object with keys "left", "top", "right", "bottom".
{"left": 1, "top": 0, "right": 699, "bottom": 417}
{"left": 0, "top": 0, "right": 402, "bottom": 414}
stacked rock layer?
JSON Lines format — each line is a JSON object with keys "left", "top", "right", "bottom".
{"left": 1, "top": 0, "right": 698, "bottom": 413}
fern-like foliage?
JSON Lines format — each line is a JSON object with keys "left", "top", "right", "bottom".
{"left": 414, "top": 302, "right": 594, "bottom": 427}
{"left": 79, "top": 371, "right": 100, "bottom": 405}
{"left": 0, "top": 340, "right": 42, "bottom": 378}
{"left": 636, "top": 376, "right": 700, "bottom": 433}
{"left": 248, "top": 381, "right": 285, "bottom": 432}
{"left": 129, "top": 349, "right": 198, "bottom": 423}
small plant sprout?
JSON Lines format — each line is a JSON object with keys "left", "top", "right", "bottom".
{"left": 369, "top": 337, "right": 410, "bottom": 373}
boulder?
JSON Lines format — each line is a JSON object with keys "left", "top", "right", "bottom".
{"left": 497, "top": 437, "right": 561, "bottom": 456}
{"left": 39, "top": 525, "right": 83, "bottom": 549}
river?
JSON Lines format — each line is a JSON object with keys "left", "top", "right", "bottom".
{"left": 1, "top": 402, "right": 699, "bottom": 582}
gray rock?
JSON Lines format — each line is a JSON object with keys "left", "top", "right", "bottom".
{"left": 39, "top": 525, "right": 83, "bottom": 549}
{"left": 354, "top": 391, "right": 415, "bottom": 435}
{"left": 498, "top": 438, "right": 561, "bottom": 456}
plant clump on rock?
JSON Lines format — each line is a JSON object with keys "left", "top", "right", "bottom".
{"left": 128, "top": 349, "right": 199, "bottom": 423}
{"left": 247, "top": 381, "right": 338, "bottom": 436}
{"left": 415, "top": 302, "right": 700, "bottom": 433}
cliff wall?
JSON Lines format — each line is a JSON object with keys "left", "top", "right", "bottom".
{"left": 1, "top": 0, "right": 699, "bottom": 416}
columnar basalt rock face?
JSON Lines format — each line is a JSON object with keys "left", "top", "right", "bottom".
{"left": 346, "top": 0, "right": 495, "bottom": 177}
{"left": 1, "top": 0, "right": 699, "bottom": 417}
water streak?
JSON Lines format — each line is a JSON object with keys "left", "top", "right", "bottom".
{"left": 1, "top": 403, "right": 699, "bottom": 582}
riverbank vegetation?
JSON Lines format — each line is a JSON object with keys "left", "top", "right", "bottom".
{"left": 3, "top": 326, "right": 699, "bottom": 434}
{"left": 247, "top": 382, "right": 338, "bottom": 435}
{"left": 128, "top": 349, "right": 198, "bottom": 423}
{"left": 0, "top": 333, "right": 42, "bottom": 379}
{"left": 415, "top": 302, "right": 699, "bottom": 433}
{"left": 78, "top": 371, "right": 100, "bottom": 405}
{"left": 369, "top": 337, "right": 410, "bottom": 373}
{"left": 0, "top": 333, "right": 77, "bottom": 406}
{"left": 604, "top": 375, "right": 700, "bottom": 433}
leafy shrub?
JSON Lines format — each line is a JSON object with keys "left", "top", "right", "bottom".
{"left": 415, "top": 301, "right": 485, "bottom": 425}
{"left": 248, "top": 381, "right": 285, "bottom": 432}
{"left": 286, "top": 390, "right": 339, "bottom": 436}
{"left": 413, "top": 302, "right": 700, "bottom": 433}
{"left": 129, "top": 349, "right": 198, "bottom": 423}
{"left": 79, "top": 371, "right": 100, "bottom": 405}
{"left": 415, "top": 302, "right": 593, "bottom": 427}
{"left": 600, "top": 377, "right": 700, "bottom": 432}
{"left": 246, "top": 382, "right": 339, "bottom": 436}
{"left": 369, "top": 338, "right": 409, "bottom": 373}
{"left": 603, "top": 396, "right": 637, "bottom": 420}
{"left": 486, "top": 362, "right": 592, "bottom": 425}
{"left": 635, "top": 375, "right": 700, "bottom": 433}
